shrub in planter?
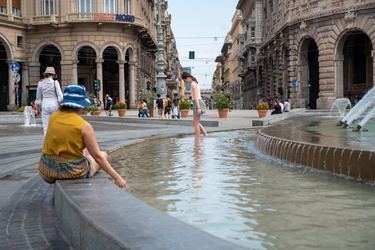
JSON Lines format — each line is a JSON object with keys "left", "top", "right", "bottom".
{"left": 179, "top": 100, "right": 191, "bottom": 110}
{"left": 115, "top": 101, "right": 127, "bottom": 110}
{"left": 256, "top": 102, "right": 269, "bottom": 110}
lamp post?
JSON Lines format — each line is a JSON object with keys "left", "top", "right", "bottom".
{"left": 156, "top": 0, "right": 166, "bottom": 99}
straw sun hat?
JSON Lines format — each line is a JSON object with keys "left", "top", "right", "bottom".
{"left": 43, "top": 67, "right": 58, "bottom": 77}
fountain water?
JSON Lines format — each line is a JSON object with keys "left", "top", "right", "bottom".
{"left": 338, "top": 86, "right": 375, "bottom": 130}
{"left": 329, "top": 98, "right": 351, "bottom": 118}
{"left": 23, "top": 106, "right": 36, "bottom": 126}
{"left": 254, "top": 115, "right": 375, "bottom": 182}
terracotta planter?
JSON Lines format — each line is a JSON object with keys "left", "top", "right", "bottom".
{"left": 90, "top": 111, "right": 101, "bottom": 116}
{"left": 180, "top": 109, "right": 189, "bottom": 118}
{"left": 117, "top": 109, "right": 126, "bottom": 117}
{"left": 218, "top": 108, "right": 229, "bottom": 118}
{"left": 257, "top": 110, "right": 268, "bottom": 118}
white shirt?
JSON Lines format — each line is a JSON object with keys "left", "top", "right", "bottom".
{"left": 35, "top": 77, "right": 63, "bottom": 105}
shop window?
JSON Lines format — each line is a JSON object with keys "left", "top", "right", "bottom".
{"left": 77, "top": 0, "right": 93, "bottom": 13}
{"left": 41, "top": 0, "right": 55, "bottom": 15}
{"left": 103, "top": 0, "right": 117, "bottom": 13}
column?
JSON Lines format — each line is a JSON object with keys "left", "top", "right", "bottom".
{"left": 72, "top": 60, "right": 79, "bottom": 85}
{"left": 7, "top": 61, "right": 15, "bottom": 110}
{"left": 129, "top": 61, "right": 136, "bottom": 108}
{"left": 21, "top": 63, "right": 29, "bottom": 106}
{"left": 117, "top": 60, "right": 125, "bottom": 102}
{"left": 334, "top": 54, "right": 344, "bottom": 98}
{"left": 96, "top": 59, "right": 104, "bottom": 105}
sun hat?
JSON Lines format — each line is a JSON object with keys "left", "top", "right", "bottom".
{"left": 60, "top": 85, "right": 92, "bottom": 108}
{"left": 44, "top": 67, "right": 57, "bottom": 77}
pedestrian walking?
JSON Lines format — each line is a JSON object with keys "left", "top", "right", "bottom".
{"left": 35, "top": 67, "right": 63, "bottom": 135}
{"left": 164, "top": 95, "right": 172, "bottom": 119}
{"left": 141, "top": 99, "right": 150, "bottom": 118}
{"left": 155, "top": 94, "right": 164, "bottom": 118}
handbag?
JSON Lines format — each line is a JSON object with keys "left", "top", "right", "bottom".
{"left": 54, "top": 80, "right": 61, "bottom": 104}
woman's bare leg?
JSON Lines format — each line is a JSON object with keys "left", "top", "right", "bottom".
{"left": 193, "top": 115, "right": 207, "bottom": 136}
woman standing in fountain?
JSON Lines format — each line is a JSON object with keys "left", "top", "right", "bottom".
{"left": 35, "top": 67, "right": 63, "bottom": 135}
{"left": 182, "top": 72, "right": 207, "bottom": 136}
{"left": 38, "top": 85, "right": 127, "bottom": 189}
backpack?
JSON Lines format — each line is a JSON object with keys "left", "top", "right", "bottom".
{"left": 166, "top": 99, "right": 172, "bottom": 109}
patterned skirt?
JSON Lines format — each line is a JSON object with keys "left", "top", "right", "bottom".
{"left": 38, "top": 154, "right": 93, "bottom": 183}
{"left": 192, "top": 98, "right": 206, "bottom": 116}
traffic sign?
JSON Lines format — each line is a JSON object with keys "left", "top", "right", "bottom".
{"left": 11, "top": 62, "right": 20, "bottom": 72}
{"left": 13, "top": 73, "right": 21, "bottom": 83}
{"left": 292, "top": 80, "right": 297, "bottom": 86}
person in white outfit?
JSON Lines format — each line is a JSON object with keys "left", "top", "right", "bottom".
{"left": 35, "top": 67, "right": 63, "bottom": 135}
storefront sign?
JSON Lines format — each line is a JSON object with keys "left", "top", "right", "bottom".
{"left": 93, "top": 13, "right": 135, "bottom": 23}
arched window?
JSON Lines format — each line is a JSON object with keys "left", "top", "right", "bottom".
{"left": 77, "top": 0, "right": 93, "bottom": 13}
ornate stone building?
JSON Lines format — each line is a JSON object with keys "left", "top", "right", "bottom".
{"left": 259, "top": 0, "right": 375, "bottom": 109}
{"left": 237, "top": 0, "right": 263, "bottom": 109}
{"left": 0, "top": 0, "right": 177, "bottom": 110}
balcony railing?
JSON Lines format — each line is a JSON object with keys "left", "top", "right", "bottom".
{"left": 27, "top": 13, "right": 143, "bottom": 27}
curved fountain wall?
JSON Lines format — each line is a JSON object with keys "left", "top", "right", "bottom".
{"left": 254, "top": 121, "right": 375, "bottom": 182}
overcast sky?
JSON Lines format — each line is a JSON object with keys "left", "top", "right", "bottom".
{"left": 167, "top": 0, "right": 239, "bottom": 90}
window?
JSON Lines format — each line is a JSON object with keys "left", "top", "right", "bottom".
{"left": 250, "top": 27, "right": 255, "bottom": 40}
{"left": 103, "top": 0, "right": 117, "bottom": 13}
{"left": 124, "top": 0, "right": 130, "bottom": 14}
{"left": 77, "top": 0, "right": 93, "bottom": 13}
{"left": 250, "top": 48, "right": 256, "bottom": 63}
{"left": 17, "top": 36, "right": 24, "bottom": 48}
{"left": 0, "top": 0, "right": 6, "bottom": 14}
{"left": 41, "top": 0, "right": 55, "bottom": 15}
{"left": 13, "top": 8, "right": 21, "bottom": 16}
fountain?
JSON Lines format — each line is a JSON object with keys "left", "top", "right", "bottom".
{"left": 23, "top": 106, "right": 36, "bottom": 126}
{"left": 254, "top": 115, "right": 375, "bottom": 182}
{"left": 338, "top": 86, "right": 375, "bottom": 130}
{"left": 329, "top": 98, "right": 351, "bottom": 118}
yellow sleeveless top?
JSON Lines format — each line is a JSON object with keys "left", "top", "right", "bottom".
{"left": 42, "top": 111, "right": 87, "bottom": 159}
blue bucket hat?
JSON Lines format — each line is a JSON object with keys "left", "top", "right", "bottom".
{"left": 60, "top": 85, "right": 92, "bottom": 108}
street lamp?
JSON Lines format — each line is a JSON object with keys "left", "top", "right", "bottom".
{"left": 156, "top": 0, "right": 166, "bottom": 98}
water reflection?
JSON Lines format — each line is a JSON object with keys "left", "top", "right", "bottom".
{"left": 110, "top": 131, "right": 375, "bottom": 249}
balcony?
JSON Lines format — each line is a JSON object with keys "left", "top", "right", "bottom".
{"left": 27, "top": 13, "right": 144, "bottom": 28}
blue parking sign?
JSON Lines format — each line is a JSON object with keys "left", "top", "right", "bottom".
{"left": 11, "top": 62, "right": 20, "bottom": 72}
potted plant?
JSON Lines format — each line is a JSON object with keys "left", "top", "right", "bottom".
{"left": 256, "top": 102, "right": 269, "bottom": 118}
{"left": 90, "top": 105, "right": 101, "bottom": 116}
{"left": 213, "top": 91, "right": 231, "bottom": 118}
{"left": 140, "top": 90, "right": 155, "bottom": 117}
{"left": 179, "top": 99, "right": 191, "bottom": 118}
{"left": 115, "top": 101, "right": 127, "bottom": 117}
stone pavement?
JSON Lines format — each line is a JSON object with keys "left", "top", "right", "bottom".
{"left": 0, "top": 108, "right": 273, "bottom": 249}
